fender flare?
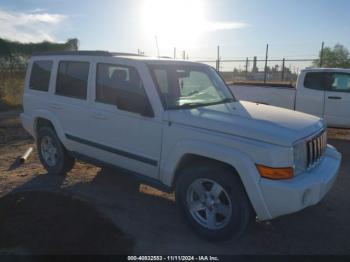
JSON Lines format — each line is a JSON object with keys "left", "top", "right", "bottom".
{"left": 32, "top": 109, "right": 66, "bottom": 146}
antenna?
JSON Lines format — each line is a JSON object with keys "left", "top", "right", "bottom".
{"left": 155, "top": 36, "right": 160, "bottom": 57}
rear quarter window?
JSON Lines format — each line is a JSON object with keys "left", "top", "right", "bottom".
{"left": 29, "top": 61, "right": 53, "bottom": 91}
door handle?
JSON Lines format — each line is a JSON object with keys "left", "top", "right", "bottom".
{"left": 328, "top": 96, "right": 342, "bottom": 100}
{"left": 92, "top": 112, "right": 107, "bottom": 120}
{"left": 49, "top": 103, "right": 62, "bottom": 110}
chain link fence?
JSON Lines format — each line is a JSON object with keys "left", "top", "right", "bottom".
{"left": 0, "top": 53, "right": 348, "bottom": 108}
{"left": 195, "top": 57, "right": 319, "bottom": 85}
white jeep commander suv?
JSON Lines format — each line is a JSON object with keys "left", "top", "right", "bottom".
{"left": 21, "top": 51, "right": 341, "bottom": 240}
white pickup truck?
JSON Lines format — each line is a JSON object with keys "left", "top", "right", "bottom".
{"left": 230, "top": 68, "right": 350, "bottom": 128}
{"left": 21, "top": 52, "right": 341, "bottom": 240}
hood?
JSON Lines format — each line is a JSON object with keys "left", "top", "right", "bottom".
{"left": 167, "top": 101, "right": 324, "bottom": 146}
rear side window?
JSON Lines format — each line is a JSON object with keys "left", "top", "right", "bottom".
{"left": 56, "top": 61, "right": 89, "bottom": 99}
{"left": 29, "top": 61, "right": 53, "bottom": 91}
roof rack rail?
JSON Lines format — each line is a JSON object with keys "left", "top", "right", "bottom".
{"left": 32, "top": 50, "right": 144, "bottom": 57}
{"left": 111, "top": 52, "right": 145, "bottom": 57}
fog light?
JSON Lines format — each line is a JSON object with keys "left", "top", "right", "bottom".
{"left": 302, "top": 189, "right": 311, "bottom": 205}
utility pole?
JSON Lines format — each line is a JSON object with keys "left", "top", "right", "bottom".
{"left": 216, "top": 45, "right": 220, "bottom": 71}
{"left": 264, "top": 44, "right": 269, "bottom": 83}
{"left": 155, "top": 36, "right": 160, "bottom": 57}
{"left": 245, "top": 57, "right": 249, "bottom": 79}
{"left": 281, "top": 58, "right": 285, "bottom": 81}
{"left": 320, "top": 41, "right": 325, "bottom": 67}
{"left": 174, "top": 47, "right": 176, "bottom": 59}
{"left": 182, "top": 50, "right": 186, "bottom": 60}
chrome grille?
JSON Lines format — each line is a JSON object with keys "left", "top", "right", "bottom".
{"left": 306, "top": 129, "right": 327, "bottom": 168}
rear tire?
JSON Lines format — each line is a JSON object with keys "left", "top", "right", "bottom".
{"left": 175, "top": 163, "right": 253, "bottom": 241}
{"left": 37, "top": 126, "right": 75, "bottom": 175}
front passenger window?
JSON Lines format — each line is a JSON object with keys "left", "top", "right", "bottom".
{"left": 96, "top": 64, "right": 144, "bottom": 105}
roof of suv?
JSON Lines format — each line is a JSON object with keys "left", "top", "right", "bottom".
{"left": 31, "top": 50, "right": 198, "bottom": 64}
{"left": 32, "top": 50, "right": 142, "bottom": 57}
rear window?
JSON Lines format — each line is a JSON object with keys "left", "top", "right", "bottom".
{"left": 29, "top": 61, "right": 53, "bottom": 91}
{"left": 56, "top": 61, "right": 89, "bottom": 99}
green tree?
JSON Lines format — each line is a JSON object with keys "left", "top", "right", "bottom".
{"left": 313, "top": 44, "right": 350, "bottom": 68}
{"left": 0, "top": 38, "right": 79, "bottom": 69}
{"left": 0, "top": 38, "right": 79, "bottom": 58}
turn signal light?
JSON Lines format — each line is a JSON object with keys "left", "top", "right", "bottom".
{"left": 256, "top": 165, "right": 294, "bottom": 180}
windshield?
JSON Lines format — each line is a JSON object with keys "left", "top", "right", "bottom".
{"left": 148, "top": 64, "right": 235, "bottom": 110}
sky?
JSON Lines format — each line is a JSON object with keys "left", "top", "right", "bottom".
{"left": 0, "top": 0, "right": 350, "bottom": 66}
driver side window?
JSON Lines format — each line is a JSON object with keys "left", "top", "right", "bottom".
{"left": 330, "top": 73, "right": 350, "bottom": 93}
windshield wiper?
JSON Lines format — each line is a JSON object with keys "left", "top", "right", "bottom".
{"left": 170, "top": 98, "right": 235, "bottom": 110}
{"left": 170, "top": 102, "right": 208, "bottom": 110}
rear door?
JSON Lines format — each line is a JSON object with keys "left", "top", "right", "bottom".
{"left": 324, "top": 72, "right": 350, "bottom": 127}
{"left": 51, "top": 59, "right": 92, "bottom": 153}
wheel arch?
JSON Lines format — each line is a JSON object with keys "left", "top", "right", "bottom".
{"left": 35, "top": 117, "right": 54, "bottom": 132}
{"left": 32, "top": 110, "right": 66, "bottom": 144}
{"left": 172, "top": 154, "right": 239, "bottom": 189}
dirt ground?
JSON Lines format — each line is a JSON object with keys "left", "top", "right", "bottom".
{"left": 0, "top": 111, "right": 349, "bottom": 255}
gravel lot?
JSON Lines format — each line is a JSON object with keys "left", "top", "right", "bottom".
{"left": 0, "top": 112, "right": 349, "bottom": 255}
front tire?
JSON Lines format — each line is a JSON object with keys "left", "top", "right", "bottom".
{"left": 37, "top": 126, "right": 75, "bottom": 175}
{"left": 176, "top": 163, "right": 253, "bottom": 241}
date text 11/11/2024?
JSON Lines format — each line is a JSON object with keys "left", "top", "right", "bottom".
{"left": 127, "top": 256, "right": 220, "bottom": 261}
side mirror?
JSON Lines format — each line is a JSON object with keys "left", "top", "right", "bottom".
{"left": 115, "top": 89, "right": 154, "bottom": 118}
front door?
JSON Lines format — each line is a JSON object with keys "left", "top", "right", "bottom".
{"left": 324, "top": 72, "right": 350, "bottom": 127}
{"left": 87, "top": 62, "right": 163, "bottom": 179}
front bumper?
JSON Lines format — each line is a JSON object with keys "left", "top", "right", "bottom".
{"left": 259, "top": 145, "right": 341, "bottom": 220}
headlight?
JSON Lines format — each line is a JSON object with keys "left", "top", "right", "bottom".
{"left": 293, "top": 141, "right": 307, "bottom": 175}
